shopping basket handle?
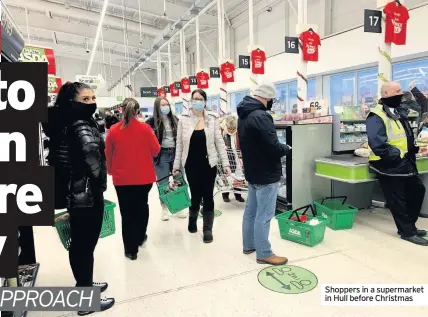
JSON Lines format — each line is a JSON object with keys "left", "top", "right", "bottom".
{"left": 320, "top": 196, "right": 347, "bottom": 205}
{"left": 157, "top": 171, "right": 183, "bottom": 184}
{"left": 287, "top": 204, "right": 315, "bottom": 221}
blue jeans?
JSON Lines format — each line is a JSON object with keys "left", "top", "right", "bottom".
{"left": 154, "top": 149, "right": 174, "bottom": 186}
{"left": 242, "top": 182, "right": 280, "bottom": 259}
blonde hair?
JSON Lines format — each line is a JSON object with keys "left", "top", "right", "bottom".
{"left": 121, "top": 98, "right": 140, "bottom": 129}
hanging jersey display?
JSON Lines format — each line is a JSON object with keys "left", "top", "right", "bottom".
{"left": 299, "top": 30, "right": 321, "bottom": 62}
{"left": 181, "top": 77, "right": 191, "bottom": 93}
{"left": 196, "top": 71, "right": 210, "bottom": 89}
{"left": 251, "top": 49, "right": 266, "bottom": 74}
{"left": 384, "top": 1, "right": 409, "bottom": 45}
{"left": 157, "top": 87, "right": 166, "bottom": 97}
{"left": 220, "top": 62, "right": 235, "bottom": 83}
{"left": 170, "top": 84, "right": 180, "bottom": 97}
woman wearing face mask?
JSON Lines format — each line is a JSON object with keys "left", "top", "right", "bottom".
{"left": 105, "top": 98, "right": 160, "bottom": 261}
{"left": 173, "top": 89, "right": 231, "bottom": 243}
{"left": 146, "top": 97, "right": 185, "bottom": 221}
{"left": 45, "top": 82, "right": 114, "bottom": 315}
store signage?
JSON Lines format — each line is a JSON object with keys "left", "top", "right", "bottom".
{"left": 1, "top": 2, "right": 25, "bottom": 62}
{"left": 48, "top": 76, "right": 63, "bottom": 107}
{"left": 285, "top": 37, "right": 299, "bottom": 54}
{"left": 19, "top": 45, "right": 57, "bottom": 75}
{"left": 364, "top": 9, "right": 382, "bottom": 33}
{"left": 305, "top": 100, "right": 328, "bottom": 116}
{"left": 210, "top": 67, "right": 221, "bottom": 78}
{"left": 238, "top": 55, "right": 251, "bottom": 69}
{"left": 140, "top": 87, "right": 158, "bottom": 97}
{"left": 189, "top": 76, "right": 197, "bottom": 85}
{"left": 163, "top": 85, "right": 171, "bottom": 93}
{"left": 174, "top": 81, "right": 182, "bottom": 89}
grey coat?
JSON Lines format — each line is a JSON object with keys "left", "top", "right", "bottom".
{"left": 173, "top": 110, "right": 230, "bottom": 170}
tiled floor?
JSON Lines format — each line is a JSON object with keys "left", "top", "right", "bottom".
{"left": 30, "top": 178, "right": 428, "bottom": 317}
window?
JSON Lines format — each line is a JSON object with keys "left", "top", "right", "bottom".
{"left": 207, "top": 95, "right": 220, "bottom": 113}
{"left": 307, "top": 78, "right": 316, "bottom": 100}
{"left": 288, "top": 81, "right": 298, "bottom": 111}
{"left": 357, "top": 68, "right": 378, "bottom": 107}
{"left": 230, "top": 90, "right": 250, "bottom": 113}
{"left": 393, "top": 58, "right": 428, "bottom": 94}
{"left": 274, "top": 83, "right": 288, "bottom": 112}
{"left": 330, "top": 72, "right": 356, "bottom": 108}
{"left": 175, "top": 102, "right": 183, "bottom": 115}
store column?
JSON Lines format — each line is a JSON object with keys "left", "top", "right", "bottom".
{"left": 377, "top": 0, "right": 394, "bottom": 94}
{"left": 297, "top": 0, "right": 308, "bottom": 111}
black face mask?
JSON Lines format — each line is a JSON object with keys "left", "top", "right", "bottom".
{"left": 266, "top": 99, "right": 274, "bottom": 111}
{"left": 70, "top": 101, "right": 97, "bottom": 118}
{"left": 382, "top": 95, "right": 403, "bottom": 108}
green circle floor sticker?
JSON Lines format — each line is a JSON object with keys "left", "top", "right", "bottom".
{"left": 258, "top": 265, "right": 318, "bottom": 294}
{"left": 199, "top": 209, "right": 222, "bottom": 217}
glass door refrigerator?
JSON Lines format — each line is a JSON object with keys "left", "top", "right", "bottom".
{"left": 275, "top": 126, "right": 292, "bottom": 214}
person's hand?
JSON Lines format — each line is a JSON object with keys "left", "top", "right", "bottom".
{"left": 409, "top": 80, "right": 416, "bottom": 90}
{"left": 173, "top": 169, "right": 181, "bottom": 176}
{"left": 224, "top": 167, "right": 231, "bottom": 176}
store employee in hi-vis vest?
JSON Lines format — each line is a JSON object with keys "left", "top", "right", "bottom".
{"left": 366, "top": 81, "right": 427, "bottom": 246}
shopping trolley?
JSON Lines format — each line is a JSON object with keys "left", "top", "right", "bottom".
{"left": 215, "top": 149, "right": 248, "bottom": 197}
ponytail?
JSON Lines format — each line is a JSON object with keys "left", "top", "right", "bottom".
{"left": 121, "top": 98, "right": 140, "bottom": 129}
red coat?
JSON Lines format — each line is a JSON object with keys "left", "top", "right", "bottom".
{"left": 105, "top": 118, "right": 161, "bottom": 186}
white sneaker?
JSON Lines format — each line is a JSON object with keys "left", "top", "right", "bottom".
{"left": 176, "top": 210, "right": 188, "bottom": 219}
{"left": 161, "top": 207, "right": 170, "bottom": 221}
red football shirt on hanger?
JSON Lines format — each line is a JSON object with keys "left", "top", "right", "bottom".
{"left": 251, "top": 49, "right": 266, "bottom": 74}
{"left": 383, "top": 1, "right": 410, "bottom": 45}
{"left": 220, "top": 62, "right": 235, "bottom": 83}
{"left": 299, "top": 30, "right": 321, "bottom": 62}
{"left": 196, "top": 72, "right": 210, "bottom": 89}
{"left": 170, "top": 84, "right": 179, "bottom": 97}
{"left": 157, "top": 87, "right": 166, "bottom": 97}
{"left": 181, "top": 77, "right": 191, "bottom": 93}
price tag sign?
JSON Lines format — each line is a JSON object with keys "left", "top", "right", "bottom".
{"left": 239, "top": 55, "right": 251, "bottom": 69}
{"left": 189, "top": 76, "right": 197, "bottom": 85}
{"left": 305, "top": 100, "right": 328, "bottom": 116}
{"left": 210, "top": 67, "right": 220, "bottom": 78}
{"left": 364, "top": 9, "right": 382, "bottom": 33}
{"left": 285, "top": 37, "right": 299, "bottom": 54}
{"left": 140, "top": 87, "right": 158, "bottom": 97}
{"left": 174, "top": 81, "right": 181, "bottom": 89}
{"left": 163, "top": 86, "right": 170, "bottom": 93}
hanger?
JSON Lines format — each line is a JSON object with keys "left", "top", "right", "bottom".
{"left": 395, "top": 0, "right": 401, "bottom": 5}
{"left": 256, "top": 47, "right": 260, "bottom": 51}
{"left": 308, "top": 27, "right": 314, "bottom": 33}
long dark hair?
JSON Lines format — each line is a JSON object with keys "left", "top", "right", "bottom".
{"left": 55, "top": 82, "right": 92, "bottom": 108}
{"left": 153, "top": 97, "right": 178, "bottom": 138}
{"left": 191, "top": 89, "right": 208, "bottom": 102}
{"left": 121, "top": 98, "right": 140, "bottom": 129}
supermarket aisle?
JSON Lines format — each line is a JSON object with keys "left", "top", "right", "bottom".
{"left": 31, "top": 177, "right": 428, "bottom": 317}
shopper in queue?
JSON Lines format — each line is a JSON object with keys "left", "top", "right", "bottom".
{"left": 173, "top": 89, "right": 231, "bottom": 243}
{"left": 146, "top": 97, "right": 187, "bottom": 221}
{"left": 105, "top": 98, "right": 161, "bottom": 260}
{"left": 44, "top": 82, "right": 115, "bottom": 315}
{"left": 237, "top": 81, "right": 291, "bottom": 265}
{"left": 104, "top": 110, "right": 119, "bottom": 130}
{"left": 367, "top": 81, "right": 427, "bottom": 246}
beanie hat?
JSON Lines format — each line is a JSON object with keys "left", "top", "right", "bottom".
{"left": 254, "top": 81, "right": 276, "bottom": 99}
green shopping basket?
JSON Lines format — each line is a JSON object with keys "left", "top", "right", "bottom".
{"left": 54, "top": 200, "right": 117, "bottom": 250}
{"left": 157, "top": 172, "right": 191, "bottom": 214}
{"left": 276, "top": 204, "right": 328, "bottom": 247}
{"left": 314, "top": 196, "right": 358, "bottom": 230}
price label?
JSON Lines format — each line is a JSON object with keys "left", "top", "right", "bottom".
{"left": 140, "top": 87, "right": 158, "bottom": 97}
{"left": 210, "top": 67, "right": 220, "bottom": 78}
{"left": 305, "top": 100, "right": 328, "bottom": 116}
{"left": 189, "top": 76, "right": 197, "bottom": 85}
{"left": 174, "top": 81, "right": 181, "bottom": 89}
{"left": 364, "top": 9, "right": 382, "bottom": 33}
{"left": 285, "top": 37, "right": 299, "bottom": 54}
{"left": 239, "top": 55, "right": 251, "bottom": 69}
{"left": 163, "top": 86, "right": 170, "bottom": 93}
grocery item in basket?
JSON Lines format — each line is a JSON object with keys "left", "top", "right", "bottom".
{"left": 417, "top": 127, "right": 428, "bottom": 143}
{"left": 163, "top": 180, "right": 183, "bottom": 195}
{"left": 290, "top": 215, "right": 308, "bottom": 223}
{"left": 54, "top": 212, "right": 70, "bottom": 223}
{"left": 308, "top": 218, "right": 320, "bottom": 226}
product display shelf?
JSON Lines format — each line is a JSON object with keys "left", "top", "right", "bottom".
{"left": 333, "top": 115, "right": 368, "bottom": 152}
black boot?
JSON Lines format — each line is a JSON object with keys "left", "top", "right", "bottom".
{"left": 203, "top": 210, "right": 214, "bottom": 243}
{"left": 188, "top": 208, "right": 199, "bottom": 233}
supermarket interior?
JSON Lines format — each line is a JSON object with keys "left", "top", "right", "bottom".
{"left": 2, "top": 0, "right": 428, "bottom": 316}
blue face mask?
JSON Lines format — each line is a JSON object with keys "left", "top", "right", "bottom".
{"left": 192, "top": 100, "right": 205, "bottom": 111}
{"left": 160, "top": 105, "right": 170, "bottom": 115}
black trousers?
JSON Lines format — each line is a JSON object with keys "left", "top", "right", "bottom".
{"left": 378, "top": 175, "right": 426, "bottom": 237}
{"left": 185, "top": 163, "right": 217, "bottom": 211}
{"left": 69, "top": 196, "right": 104, "bottom": 287}
{"left": 115, "top": 184, "right": 153, "bottom": 255}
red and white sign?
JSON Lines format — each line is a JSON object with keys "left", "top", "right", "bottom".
{"left": 181, "top": 77, "right": 191, "bottom": 93}
{"left": 48, "top": 76, "right": 62, "bottom": 107}
{"left": 299, "top": 30, "right": 321, "bottom": 62}
{"left": 157, "top": 87, "right": 166, "bottom": 97}
{"left": 220, "top": 62, "right": 235, "bottom": 83}
{"left": 20, "top": 45, "right": 57, "bottom": 75}
{"left": 196, "top": 71, "right": 210, "bottom": 89}
{"left": 384, "top": 1, "right": 409, "bottom": 45}
{"left": 251, "top": 49, "right": 266, "bottom": 75}
{"left": 170, "top": 84, "right": 180, "bottom": 97}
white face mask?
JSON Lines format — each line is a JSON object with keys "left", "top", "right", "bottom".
{"left": 160, "top": 105, "right": 170, "bottom": 115}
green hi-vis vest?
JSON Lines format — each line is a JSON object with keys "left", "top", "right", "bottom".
{"left": 368, "top": 104, "right": 408, "bottom": 161}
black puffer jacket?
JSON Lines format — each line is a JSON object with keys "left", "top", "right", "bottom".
{"left": 68, "top": 118, "right": 107, "bottom": 209}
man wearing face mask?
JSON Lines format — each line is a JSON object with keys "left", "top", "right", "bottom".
{"left": 367, "top": 81, "right": 427, "bottom": 246}
{"left": 237, "top": 81, "right": 291, "bottom": 265}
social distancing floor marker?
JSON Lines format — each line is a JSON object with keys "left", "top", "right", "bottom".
{"left": 199, "top": 209, "right": 222, "bottom": 217}
{"left": 258, "top": 265, "right": 318, "bottom": 294}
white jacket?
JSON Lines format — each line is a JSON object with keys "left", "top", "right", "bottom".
{"left": 173, "top": 110, "right": 230, "bottom": 170}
